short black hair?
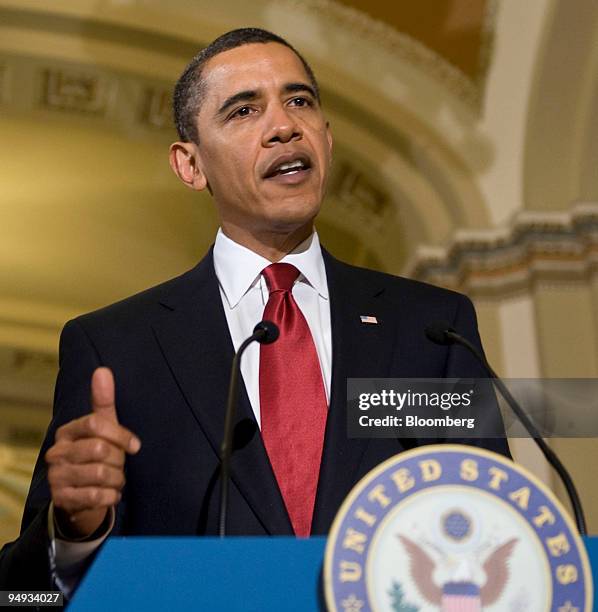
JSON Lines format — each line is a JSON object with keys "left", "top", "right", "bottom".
{"left": 173, "top": 28, "right": 320, "bottom": 143}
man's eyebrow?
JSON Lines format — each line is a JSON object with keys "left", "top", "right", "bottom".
{"left": 216, "top": 83, "right": 318, "bottom": 117}
{"left": 284, "top": 82, "right": 318, "bottom": 99}
{"left": 217, "top": 90, "right": 258, "bottom": 116}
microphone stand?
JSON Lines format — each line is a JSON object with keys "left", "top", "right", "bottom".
{"left": 219, "top": 321, "right": 278, "bottom": 537}
{"left": 427, "top": 323, "right": 587, "bottom": 535}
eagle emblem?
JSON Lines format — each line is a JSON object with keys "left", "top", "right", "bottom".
{"left": 397, "top": 509, "right": 518, "bottom": 611}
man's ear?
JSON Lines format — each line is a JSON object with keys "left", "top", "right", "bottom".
{"left": 169, "top": 141, "right": 207, "bottom": 191}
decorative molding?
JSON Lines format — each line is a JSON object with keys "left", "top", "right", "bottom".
{"left": 141, "top": 86, "right": 173, "bottom": 129}
{"left": 0, "top": 346, "right": 58, "bottom": 384}
{"left": 42, "top": 68, "right": 111, "bottom": 115}
{"left": 406, "top": 203, "right": 598, "bottom": 297}
{"left": 284, "top": 0, "right": 496, "bottom": 112}
{"left": 11, "top": 349, "right": 58, "bottom": 373}
{"left": 0, "top": 52, "right": 176, "bottom": 135}
{"left": 0, "top": 394, "right": 50, "bottom": 415}
{"left": 0, "top": 348, "right": 56, "bottom": 428}
{"left": 5, "top": 426, "right": 44, "bottom": 448}
{"left": 0, "top": 443, "right": 37, "bottom": 525}
{"left": 328, "top": 161, "right": 392, "bottom": 231}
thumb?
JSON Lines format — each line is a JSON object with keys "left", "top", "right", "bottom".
{"left": 91, "top": 367, "right": 118, "bottom": 422}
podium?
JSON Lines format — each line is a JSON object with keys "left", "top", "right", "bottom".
{"left": 70, "top": 536, "right": 597, "bottom": 611}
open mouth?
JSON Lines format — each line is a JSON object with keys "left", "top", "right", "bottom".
{"left": 263, "top": 155, "right": 312, "bottom": 179}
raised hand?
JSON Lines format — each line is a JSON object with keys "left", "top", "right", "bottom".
{"left": 45, "top": 367, "right": 141, "bottom": 539}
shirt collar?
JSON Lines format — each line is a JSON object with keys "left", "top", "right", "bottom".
{"left": 213, "top": 228, "right": 329, "bottom": 309}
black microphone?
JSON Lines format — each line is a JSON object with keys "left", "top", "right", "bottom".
{"left": 425, "top": 321, "right": 587, "bottom": 535}
{"left": 219, "top": 321, "right": 279, "bottom": 537}
{"left": 252, "top": 320, "right": 280, "bottom": 345}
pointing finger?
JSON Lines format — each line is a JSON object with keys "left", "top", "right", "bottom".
{"left": 91, "top": 367, "right": 117, "bottom": 422}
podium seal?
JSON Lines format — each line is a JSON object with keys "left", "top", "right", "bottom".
{"left": 324, "top": 445, "right": 592, "bottom": 611}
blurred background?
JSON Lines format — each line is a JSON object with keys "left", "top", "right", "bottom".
{"left": 1, "top": 0, "right": 598, "bottom": 544}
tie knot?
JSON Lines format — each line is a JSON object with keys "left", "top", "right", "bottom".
{"left": 262, "top": 263, "right": 300, "bottom": 293}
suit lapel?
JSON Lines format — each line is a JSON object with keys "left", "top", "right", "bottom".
{"left": 151, "top": 250, "right": 292, "bottom": 535}
{"left": 312, "top": 250, "right": 400, "bottom": 533}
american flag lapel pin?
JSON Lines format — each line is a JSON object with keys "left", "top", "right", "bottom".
{"left": 360, "top": 315, "right": 378, "bottom": 324}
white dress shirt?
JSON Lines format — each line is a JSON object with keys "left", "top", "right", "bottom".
{"left": 52, "top": 229, "right": 332, "bottom": 595}
{"left": 213, "top": 228, "right": 332, "bottom": 425}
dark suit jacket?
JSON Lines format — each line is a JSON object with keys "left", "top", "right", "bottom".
{"left": 0, "top": 248, "right": 509, "bottom": 589}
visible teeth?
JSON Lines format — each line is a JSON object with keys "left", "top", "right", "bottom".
{"left": 278, "top": 160, "right": 304, "bottom": 172}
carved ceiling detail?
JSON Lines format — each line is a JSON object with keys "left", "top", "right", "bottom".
{"left": 142, "top": 87, "right": 173, "bottom": 130}
{"left": 10, "top": 349, "right": 57, "bottom": 378}
{"left": 0, "top": 443, "right": 37, "bottom": 544}
{"left": 327, "top": 162, "right": 392, "bottom": 232}
{"left": 283, "top": 0, "right": 497, "bottom": 111}
{"left": 407, "top": 203, "right": 598, "bottom": 297}
{"left": 42, "top": 68, "right": 110, "bottom": 115}
{"left": 0, "top": 52, "right": 174, "bottom": 135}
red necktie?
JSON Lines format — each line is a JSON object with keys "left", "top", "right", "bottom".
{"left": 259, "top": 263, "right": 328, "bottom": 537}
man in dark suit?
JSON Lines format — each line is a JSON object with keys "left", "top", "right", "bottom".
{"left": 0, "top": 28, "right": 508, "bottom": 592}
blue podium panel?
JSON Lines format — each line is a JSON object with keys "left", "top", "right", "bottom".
{"left": 586, "top": 536, "right": 598, "bottom": 607}
{"left": 69, "top": 536, "right": 327, "bottom": 611}
{"left": 70, "top": 536, "right": 598, "bottom": 611}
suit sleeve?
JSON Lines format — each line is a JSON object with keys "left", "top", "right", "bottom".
{"left": 444, "top": 294, "right": 511, "bottom": 458}
{"left": 0, "top": 319, "right": 101, "bottom": 589}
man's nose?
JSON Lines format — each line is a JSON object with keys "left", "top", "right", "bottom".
{"left": 262, "top": 105, "right": 302, "bottom": 145}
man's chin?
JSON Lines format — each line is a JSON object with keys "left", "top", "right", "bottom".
{"left": 263, "top": 206, "right": 320, "bottom": 232}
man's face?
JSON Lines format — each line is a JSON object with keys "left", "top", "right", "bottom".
{"left": 191, "top": 42, "right": 333, "bottom": 237}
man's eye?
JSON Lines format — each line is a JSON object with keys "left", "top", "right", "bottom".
{"left": 231, "top": 106, "right": 253, "bottom": 118}
{"left": 289, "top": 97, "right": 311, "bottom": 107}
